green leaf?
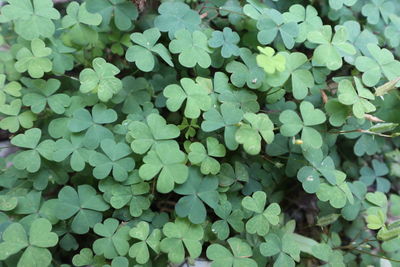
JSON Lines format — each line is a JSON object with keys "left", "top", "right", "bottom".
{"left": 0, "top": 74, "right": 21, "bottom": 98}
{"left": 257, "top": 9, "right": 299, "bottom": 49}
{"left": 128, "top": 113, "right": 180, "bottom": 154}
{"left": 86, "top": 0, "right": 138, "bottom": 31}
{"left": 256, "top": 46, "right": 286, "bottom": 74}
{"left": 53, "top": 133, "right": 90, "bottom": 171}
{"left": 72, "top": 248, "right": 95, "bottom": 266}
{"left": 15, "top": 39, "right": 52, "bottom": 78}
{"left": 93, "top": 218, "right": 130, "bottom": 259}
{"left": 235, "top": 113, "right": 274, "bottom": 155}
{"left": 307, "top": 26, "right": 356, "bottom": 70}
{"left": 188, "top": 137, "right": 226, "bottom": 175}
{"left": 208, "top": 27, "right": 241, "bottom": 58}
{"left": 212, "top": 201, "right": 244, "bottom": 240}
{"left": 61, "top": 2, "right": 102, "bottom": 46}
{"left": 265, "top": 52, "right": 314, "bottom": 100}
{"left": 79, "top": 57, "right": 122, "bottom": 102}
{"left": 337, "top": 78, "right": 375, "bottom": 119}
{"left": 154, "top": 2, "right": 201, "bottom": 39}
{"left": 206, "top": 237, "right": 257, "bottom": 267}
{"left": 329, "top": 0, "right": 357, "bottom": 10}
{"left": 56, "top": 185, "right": 110, "bottom": 234}
{"left": 201, "top": 103, "right": 244, "bottom": 150}
{"left": 11, "top": 128, "right": 54, "bottom": 173}
{"left": 226, "top": 48, "right": 265, "bottom": 89}
{"left": 361, "top": 0, "right": 394, "bottom": 25}
{"left": 0, "top": 0, "right": 60, "bottom": 40}
{"left": 169, "top": 29, "right": 211, "bottom": 68}
{"left": 241, "top": 191, "right": 281, "bottom": 236}
{"left": 68, "top": 103, "right": 117, "bottom": 149}
{"left": 22, "top": 78, "right": 70, "bottom": 114}
{"left": 355, "top": 44, "right": 400, "bottom": 87}
{"left": 89, "top": 139, "right": 135, "bottom": 181}
{"left": 174, "top": 167, "right": 219, "bottom": 223}
{"left": 126, "top": 28, "right": 173, "bottom": 72}
{"left": 0, "top": 218, "right": 58, "bottom": 266}
{"left": 139, "top": 142, "right": 188, "bottom": 193}
{"left": 160, "top": 218, "right": 204, "bottom": 263}
{"left": 283, "top": 5, "right": 323, "bottom": 43}
{"left": 279, "top": 101, "right": 326, "bottom": 149}
{"left": 0, "top": 99, "right": 37, "bottom": 132}
{"left": 129, "top": 221, "right": 161, "bottom": 264}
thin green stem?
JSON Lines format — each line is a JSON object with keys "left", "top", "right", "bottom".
{"left": 353, "top": 248, "right": 400, "bottom": 263}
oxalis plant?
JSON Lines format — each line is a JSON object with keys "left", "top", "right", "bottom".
{"left": 1, "top": 0, "right": 400, "bottom": 266}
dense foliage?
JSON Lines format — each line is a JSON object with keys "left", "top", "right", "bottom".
{"left": 1, "top": 0, "right": 400, "bottom": 266}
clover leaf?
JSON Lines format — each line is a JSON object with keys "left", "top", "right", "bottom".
{"left": 360, "top": 159, "right": 390, "bottom": 193}
{"left": 385, "top": 15, "right": 400, "bottom": 48}
{"left": 355, "top": 44, "right": 400, "bottom": 87}
{"left": 86, "top": 0, "right": 138, "bottom": 31}
{"left": 241, "top": 191, "right": 281, "bottom": 236}
{"left": 283, "top": 5, "right": 323, "bottom": 43}
{"left": 61, "top": 2, "right": 102, "bottom": 46}
{"left": 174, "top": 167, "right": 219, "bottom": 223}
{"left": 361, "top": 0, "right": 394, "bottom": 25}
{"left": 325, "top": 100, "right": 351, "bottom": 127}
{"left": 226, "top": 48, "right": 265, "bottom": 89}
{"left": 139, "top": 142, "right": 188, "bottom": 193}
{"left": 0, "top": 74, "right": 21, "bottom": 99}
{"left": 53, "top": 133, "right": 91, "bottom": 171}
{"left": 206, "top": 237, "right": 257, "bottom": 267}
{"left": 68, "top": 103, "right": 117, "bottom": 149}
{"left": 160, "top": 218, "right": 203, "bottom": 263}
{"left": 129, "top": 221, "right": 161, "bottom": 264}
{"left": 72, "top": 248, "right": 98, "bottom": 266}
{"left": 329, "top": 0, "right": 357, "bottom": 10}
{"left": 297, "top": 166, "right": 321, "bottom": 193}
{"left": 201, "top": 103, "right": 244, "bottom": 150}
{"left": 257, "top": 9, "right": 299, "bottom": 49}
{"left": 218, "top": 161, "right": 249, "bottom": 188}
{"left": 307, "top": 26, "right": 356, "bottom": 70}
{"left": 279, "top": 101, "right": 326, "bottom": 149}
{"left": 126, "top": 28, "right": 174, "bottom": 72}
{"left": 55, "top": 185, "right": 110, "bottom": 234}
{"left": 15, "top": 39, "right": 52, "bottom": 78}
{"left": 0, "top": 99, "right": 36, "bottom": 133}
{"left": 188, "top": 137, "right": 226, "bottom": 175}
{"left": 164, "top": 78, "right": 211, "bottom": 119}
{"left": 337, "top": 78, "right": 375, "bottom": 119}
{"left": 89, "top": 139, "right": 134, "bottom": 181}
{"left": 79, "top": 57, "right": 122, "bottom": 102}
{"left": 256, "top": 46, "right": 286, "bottom": 74}
{"left": 154, "top": 2, "right": 201, "bottom": 39}
{"left": 215, "top": 73, "right": 260, "bottom": 112}
{"left": 212, "top": 201, "right": 244, "bottom": 240}
{"left": 208, "top": 27, "right": 240, "bottom": 58}
{"left": 49, "top": 39, "right": 76, "bottom": 74}
{"left": 169, "top": 29, "right": 211, "bottom": 68}
{"left": 11, "top": 128, "right": 54, "bottom": 173}
{"left": 0, "top": 218, "right": 58, "bottom": 267}
{"left": 235, "top": 113, "right": 274, "bottom": 155}
{"left": 22, "top": 78, "right": 71, "bottom": 114}
{"left": 109, "top": 173, "right": 150, "bottom": 217}
{"left": 127, "top": 113, "right": 180, "bottom": 154}
{"left": 311, "top": 244, "right": 345, "bottom": 266}
{"left": 316, "top": 179, "right": 354, "bottom": 209}
{"left": 0, "top": 0, "right": 60, "bottom": 40}
{"left": 265, "top": 52, "right": 314, "bottom": 100}
{"left": 93, "top": 218, "right": 130, "bottom": 259}
{"left": 260, "top": 233, "right": 300, "bottom": 267}
{"left": 112, "top": 76, "right": 152, "bottom": 114}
